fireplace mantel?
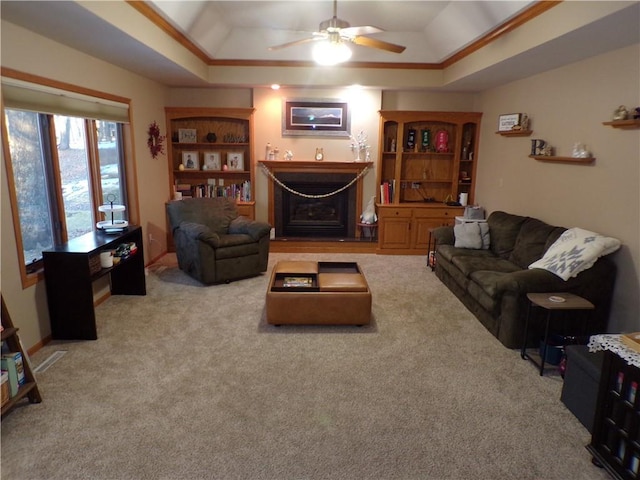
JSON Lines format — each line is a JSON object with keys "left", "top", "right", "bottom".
{"left": 260, "top": 161, "right": 373, "bottom": 233}
{"left": 260, "top": 160, "right": 372, "bottom": 174}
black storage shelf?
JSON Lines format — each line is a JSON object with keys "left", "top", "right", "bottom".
{"left": 588, "top": 350, "right": 640, "bottom": 479}
{"left": 42, "top": 226, "right": 146, "bottom": 340}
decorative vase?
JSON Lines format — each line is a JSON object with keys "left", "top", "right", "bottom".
{"left": 354, "top": 147, "right": 368, "bottom": 162}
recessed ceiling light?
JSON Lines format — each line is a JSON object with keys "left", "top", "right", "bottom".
{"left": 271, "top": 84, "right": 281, "bottom": 90}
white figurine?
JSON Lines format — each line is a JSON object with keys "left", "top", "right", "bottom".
{"left": 360, "top": 196, "right": 377, "bottom": 224}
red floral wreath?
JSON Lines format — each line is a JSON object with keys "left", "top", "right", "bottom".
{"left": 147, "top": 121, "right": 165, "bottom": 159}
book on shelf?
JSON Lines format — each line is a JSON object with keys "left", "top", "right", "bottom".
{"left": 2, "top": 351, "right": 25, "bottom": 386}
{"left": 0, "top": 356, "right": 19, "bottom": 397}
{"left": 176, "top": 181, "right": 251, "bottom": 202}
{"left": 1, "top": 370, "right": 9, "bottom": 406}
{"left": 379, "top": 180, "right": 395, "bottom": 204}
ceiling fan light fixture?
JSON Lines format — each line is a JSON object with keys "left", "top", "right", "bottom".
{"left": 313, "top": 39, "right": 352, "bottom": 66}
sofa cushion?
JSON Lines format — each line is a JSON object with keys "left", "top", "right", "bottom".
{"left": 529, "top": 227, "right": 621, "bottom": 280}
{"left": 451, "top": 255, "right": 521, "bottom": 278}
{"left": 437, "top": 245, "right": 494, "bottom": 263}
{"left": 436, "top": 255, "right": 472, "bottom": 290}
{"left": 216, "top": 233, "right": 257, "bottom": 248}
{"left": 487, "top": 211, "right": 528, "bottom": 259}
{"left": 214, "top": 236, "right": 260, "bottom": 259}
{"left": 509, "top": 218, "right": 560, "bottom": 269}
{"left": 544, "top": 227, "right": 567, "bottom": 251}
{"left": 466, "top": 272, "right": 510, "bottom": 313}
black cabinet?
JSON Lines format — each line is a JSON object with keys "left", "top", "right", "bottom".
{"left": 43, "top": 226, "right": 146, "bottom": 340}
{"left": 588, "top": 350, "right": 640, "bottom": 479}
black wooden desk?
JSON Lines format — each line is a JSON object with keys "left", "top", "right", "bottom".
{"left": 43, "top": 226, "right": 146, "bottom": 340}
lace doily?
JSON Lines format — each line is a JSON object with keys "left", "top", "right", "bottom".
{"left": 588, "top": 334, "right": 640, "bottom": 368}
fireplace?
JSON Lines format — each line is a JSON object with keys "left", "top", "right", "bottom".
{"left": 261, "top": 160, "right": 372, "bottom": 241}
{"left": 274, "top": 172, "right": 356, "bottom": 238}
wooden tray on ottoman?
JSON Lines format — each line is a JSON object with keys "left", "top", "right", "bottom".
{"left": 266, "top": 261, "right": 371, "bottom": 326}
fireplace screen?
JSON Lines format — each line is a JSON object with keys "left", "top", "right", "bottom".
{"left": 274, "top": 173, "right": 356, "bottom": 238}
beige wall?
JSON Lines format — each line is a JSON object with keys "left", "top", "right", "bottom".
{"left": 475, "top": 43, "right": 640, "bottom": 332}
{"left": 381, "top": 91, "right": 476, "bottom": 112}
{"left": 1, "top": 22, "right": 171, "bottom": 349}
{"left": 252, "top": 87, "right": 382, "bottom": 222}
{"left": 166, "top": 88, "right": 252, "bottom": 109}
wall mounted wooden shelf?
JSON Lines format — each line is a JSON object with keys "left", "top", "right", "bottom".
{"left": 529, "top": 155, "right": 595, "bottom": 164}
{"left": 496, "top": 130, "right": 533, "bottom": 137}
{"left": 602, "top": 119, "right": 640, "bottom": 129}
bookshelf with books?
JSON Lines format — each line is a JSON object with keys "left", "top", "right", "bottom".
{"left": 166, "top": 108, "right": 256, "bottom": 250}
{"left": 376, "top": 111, "right": 482, "bottom": 253}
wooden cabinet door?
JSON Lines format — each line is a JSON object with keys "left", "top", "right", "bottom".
{"left": 378, "top": 207, "right": 412, "bottom": 249}
{"left": 414, "top": 217, "right": 443, "bottom": 250}
{"left": 413, "top": 208, "right": 460, "bottom": 250}
{"left": 236, "top": 202, "right": 255, "bottom": 219}
{"left": 380, "top": 217, "right": 412, "bottom": 249}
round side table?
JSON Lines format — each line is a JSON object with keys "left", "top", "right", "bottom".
{"left": 356, "top": 222, "right": 378, "bottom": 241}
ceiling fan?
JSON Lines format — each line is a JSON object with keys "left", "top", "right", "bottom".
{"left": 268, "top": 0, "right": 406, "bottom": 62}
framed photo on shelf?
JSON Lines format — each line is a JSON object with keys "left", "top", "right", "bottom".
{"left": 227, "top": 152, "right": 244, "bottom": 171}
{"left": 203, "top": 152, "right": 221, "bottom": 170}
{"left": 282, "top": 98, "right": 350, "bottom": 137}
{"left": 178, "top": 128, "right": 197, "bottom": 143}
{"left": 497, "top": 113, "right": 522, "bottom": 132}
{"left": 182, "top": 151, "right": 199, "bottom": 170}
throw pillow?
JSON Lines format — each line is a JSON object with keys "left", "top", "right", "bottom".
{"left": 479, "top": 222, "right": 490, "bottom": 250}
{"left": 528, "top": 227, "right": 621, "bottom": 280}
{"left": 454, "top": 222, "right": 482, "bottom": 249}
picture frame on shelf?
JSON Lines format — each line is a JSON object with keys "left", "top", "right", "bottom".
{"left": 282, "top": 98, "right": 350, "bottom": 137}
{"left": 182, "top": 151, "right": 199, "bottom": 170}
{"left": 178, "top": 128, "right": 197, "bottom": 143}
{"left": 227, "top": 152, "right": 244, "bottom": 171}
{"left": 498, "top": 113, "right": 522, "bottom": 132}
{"left": 203, "top": 152, "right": 221, "bottom": 171}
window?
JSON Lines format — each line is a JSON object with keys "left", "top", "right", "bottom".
{"left": 4, "top": 110, "right": 57, "bottom": 267}
{"left": 4, "top": 108, "right": 128, "bottom": 283}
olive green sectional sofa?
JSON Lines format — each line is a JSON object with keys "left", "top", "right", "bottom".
{"left": 432, "top": 211, "right": 618, "bottom": 349}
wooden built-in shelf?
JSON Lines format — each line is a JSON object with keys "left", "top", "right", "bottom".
{"left": 602, "top": 119, "right": 640, "bottom": 129}
{"left": 529, "top": 155, "right": 595, "bottom": 164}
{"left": 173, "top": 169, "right": 249, "bottom": 176}
{"left": 496, "top": 130, "right": 533, "bottom": 137}
{"left": 171, "top": 142, "right": 250, "bottom": 147}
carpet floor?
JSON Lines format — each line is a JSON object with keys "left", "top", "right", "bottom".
{"left": 1, "top": 252, "right": 609, "bottom": 480}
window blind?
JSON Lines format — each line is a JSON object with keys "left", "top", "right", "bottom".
{"left": 1, "top": 78, "right": 129, "bottom": 123}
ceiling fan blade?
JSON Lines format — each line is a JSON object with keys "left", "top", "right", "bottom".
{"left": 351, "top": 36, "right": 406, "bottom": 54}
{"left": 341, "top": 26, "right": 383, "bottom": 37}
{"left": 268, "top": 37, "right": 319, "bottom": 51}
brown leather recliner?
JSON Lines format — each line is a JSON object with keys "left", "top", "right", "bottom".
{"left": 166, "top": 197, "right": 271, "bottom": 284}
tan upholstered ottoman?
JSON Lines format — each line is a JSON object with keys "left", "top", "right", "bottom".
{"left": 266, "top": 261, "right": 372, "bottom": 326}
